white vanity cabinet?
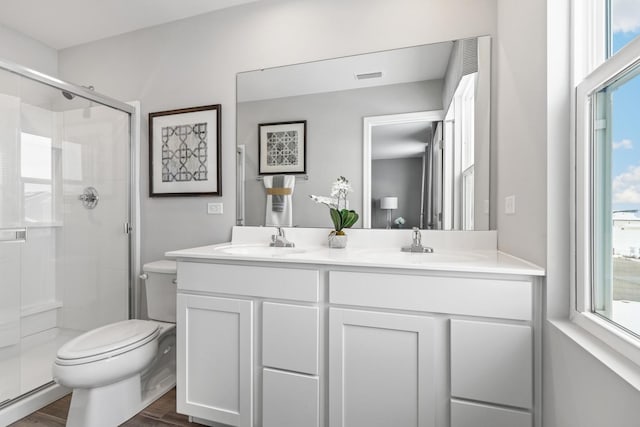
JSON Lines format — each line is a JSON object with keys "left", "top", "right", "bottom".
{"left": 173, "top": 247, "right": 542, "bottom": 427}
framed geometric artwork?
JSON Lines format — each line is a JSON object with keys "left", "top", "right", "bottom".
{"left": 258, "top": 120, "right": 307, "bottom": 175}
{"left": 149, "top": 104, "right": 221, "bottom": 197}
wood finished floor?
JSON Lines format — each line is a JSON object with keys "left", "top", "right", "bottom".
{"left": 10, "top": 387, "right": 203, "bottom": 426}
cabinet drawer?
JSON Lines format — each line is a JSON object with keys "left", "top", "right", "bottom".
{"left": 451, "top": 399, "right": 531, "bottom": 427}
{"left": 263, "top": 368, "right": 319, "bottom": 427}
{"left": 178, "top": 262, "right": 319, "bottom": 302}
{"left": 263, "top": 302, "right": 319, "bottom": 375}
{"left": 450, "top": 319, "right": 532, "bottom": 409}
{"left": 330, "top": 271, "right": 532, "bottom": 320}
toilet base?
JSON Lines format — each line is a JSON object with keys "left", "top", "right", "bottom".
{"left": 66, "top": 375, "right": 141, "bottom": 427}
{"left": 63, "top": 323, "right": 176, "bottom": 426}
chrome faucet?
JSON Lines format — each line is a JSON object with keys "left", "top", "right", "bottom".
{"left": 401, "top": 227, "right": 433, "bottom": 253}
{"left": 270, "top": 227, "right": 295, "bottom": 248}
{"left": 412, "top": 227, "right": 422, "bottom": 247}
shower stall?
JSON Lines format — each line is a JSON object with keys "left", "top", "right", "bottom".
{"left": 0, "top": 59, "right": 137, "bottom": 422}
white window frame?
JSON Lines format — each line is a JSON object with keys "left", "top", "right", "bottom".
{"left": 573, "top": 3, "right": 640, "bottom": 366}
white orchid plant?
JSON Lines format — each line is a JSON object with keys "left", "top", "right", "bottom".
{"left": 309, "top": 176, "right": 359, "bottom": 235}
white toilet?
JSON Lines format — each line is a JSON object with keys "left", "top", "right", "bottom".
{"left": 53, "top": 260, "right": 177, "bottom": 427}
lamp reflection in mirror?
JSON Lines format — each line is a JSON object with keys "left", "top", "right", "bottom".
{"left": 380, "top": 196, "right": 398, "bottom": 229}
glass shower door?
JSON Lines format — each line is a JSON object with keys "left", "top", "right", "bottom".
{"left": 0, "top": 234, "right": 22, "bottom": 405}
{"left": 0, "top": 65, "right": 132, "bottom": 405}
{"left": 0, "top": 89, "right": 24, "bottom": 403}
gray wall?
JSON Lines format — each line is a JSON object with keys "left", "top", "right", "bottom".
{"left": 495, "top": 0, "right": 546, "bottom": 266}
{"left": 238, "top": 80, "right": 442, "bottom": 228}
{"left": 442, "top": 38, "right": 478, "bottom": 111}
{"left": 0, "top": 24, "right": 58, "bottom": 77}
{"left": 371, "top": 157, "right": 423, "bottom": 229}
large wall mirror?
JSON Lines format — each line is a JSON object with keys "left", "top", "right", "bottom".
{"left": 236, "top": 36, "right": 492, "bottom": 230}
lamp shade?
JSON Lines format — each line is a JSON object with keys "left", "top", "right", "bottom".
{"left": 380, "top": 197, "right": 398, "bottom": 210}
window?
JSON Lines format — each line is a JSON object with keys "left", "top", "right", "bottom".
{"left": 442, "top": 73, "right": 477, "bottom": 230}
{"left": 20, "top": 132, "right": 54, "bottom": 223}
{"left": 575, "top": 0, "right": 640, "bottom": 359}
{"left": 592, "top": 65, "right": 640, "bottom": 336}
{"left": 608, "top": 0, "right": 640, "bottom": 56}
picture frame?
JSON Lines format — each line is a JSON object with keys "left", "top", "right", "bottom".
{"left": 258, "top": 120, "right": 307, "bottom": 175}
{"left": 149, "top": 104, "right": 221, "bottom": 197}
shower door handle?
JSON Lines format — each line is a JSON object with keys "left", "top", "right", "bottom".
{"left": 0, "top": 228, "right": 26, "bottom": 243}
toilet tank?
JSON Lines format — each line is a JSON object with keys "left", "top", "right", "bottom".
{"left": 143, "top": 260, "right": 177, "bottom": 323}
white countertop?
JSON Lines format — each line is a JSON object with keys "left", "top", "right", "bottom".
{"left": 166, "top": 227, "right": 545, "bottom": 277}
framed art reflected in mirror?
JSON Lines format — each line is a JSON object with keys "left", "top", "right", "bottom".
{"left": 258, "top": 120, "right": 307, "bottom": 175}
{"left": 149, "top": 104, "right": 222, "bottom": 197}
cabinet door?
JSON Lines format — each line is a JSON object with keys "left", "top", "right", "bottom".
{"left": 177, "top": 294, "right": 253, "bottom": 427}
{"left": 450, "top": 319, "right": 532, "bottom": 409}
{"left": 329, "top": 308, "right": 436, "bottom": 427}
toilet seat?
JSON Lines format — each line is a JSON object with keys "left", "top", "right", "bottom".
{"left": 56, "top": 319, "right": 160, "bottom": 366}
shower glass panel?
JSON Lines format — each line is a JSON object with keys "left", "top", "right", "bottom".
{"left": 0, "top": 66, "right": 131, "bottom": 404}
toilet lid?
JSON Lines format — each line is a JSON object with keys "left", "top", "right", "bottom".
{"left": 143, "top": 260, "right": 177, "bottom": 274}
{"left": 56, "top": 319, "right": 159, "bottom": 365}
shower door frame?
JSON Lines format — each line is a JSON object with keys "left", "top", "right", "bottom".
{"left": 0, "top": 57, "right": 140, "bottom": 411}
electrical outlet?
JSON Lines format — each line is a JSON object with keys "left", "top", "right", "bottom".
{"left": 505, "top": 195, "right": 516, "bottom": 215}
{"left": 207, "top": 202, "right": 223, "bottom": 215}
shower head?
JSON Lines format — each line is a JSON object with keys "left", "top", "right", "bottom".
{"left": 61, "top": 85, "right": 95, "bottom": 100}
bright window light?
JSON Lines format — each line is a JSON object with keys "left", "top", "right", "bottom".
{"left": 609, "top": 0, "right": 640, "bottom": 56}
{"left": 20, "top": 132, "right": 52, "bottom": 180}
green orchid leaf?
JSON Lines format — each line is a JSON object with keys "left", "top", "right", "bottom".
{"left": 329, "top": 207, "right": 343, "bottom": 231}
{"left": 340, "top": 209, "right": 359, "bottom": 229}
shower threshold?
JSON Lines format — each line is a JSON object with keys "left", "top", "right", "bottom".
{"left": 0, "top": 328, "right": 83, "bottom": 404}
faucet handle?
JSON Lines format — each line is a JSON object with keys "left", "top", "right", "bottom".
{"left": 401, "top": 227, "right": 432, "bottom": 253}
{"left": 412, "top": 227, "right": 421, "bottom": 246}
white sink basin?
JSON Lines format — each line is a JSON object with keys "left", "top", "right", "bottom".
{"left": 354, "top": 248, "right": 487, "bottom": 264}
{"left": 214, "top": 243, "right": 306, "bottom": 257}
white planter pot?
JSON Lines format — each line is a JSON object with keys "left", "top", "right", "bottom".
{"left": 328, "top": 232, "right": 348, "bottom": 249}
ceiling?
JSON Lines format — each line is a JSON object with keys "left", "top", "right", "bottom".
{"left": 0, "top": 0, "right": 260, "bottom": 49}
{"left": 372, "top": 122, "right": 433, "bottom": 160}
{"left": 237, "top": 41, "right": 453, "bottom": 102}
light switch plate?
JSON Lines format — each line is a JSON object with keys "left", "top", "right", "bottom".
{"left": 505, "top": 195, "right": 516, "bottom": 215}
{"left": 207, "top": 202, "right": 223, "bottom": 215}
